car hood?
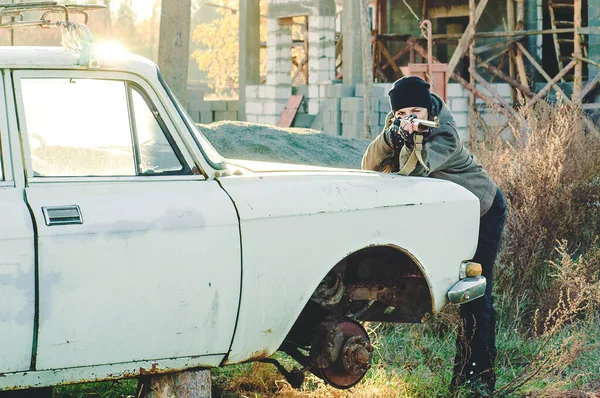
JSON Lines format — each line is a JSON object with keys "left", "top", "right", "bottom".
{"left": 217, "top": 164, "right": 480, "bottom": 221}
{"left": 225, "top": 158, "right": 349, "bottom": 173}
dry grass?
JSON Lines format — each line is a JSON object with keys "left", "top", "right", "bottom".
{"left": 477, "top": 101, "right": 600, "bottom": 323}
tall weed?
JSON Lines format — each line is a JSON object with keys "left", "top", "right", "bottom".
{"left": 476, "top": 102, "right": 600, "bottom": 322}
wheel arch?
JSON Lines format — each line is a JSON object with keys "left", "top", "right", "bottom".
{"left": 283, "top": 244, "right": 435, "bottom": 348}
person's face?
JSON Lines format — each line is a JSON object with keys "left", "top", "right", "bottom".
{"left": 394, "top": 106, "right": 428, "bottom": 120}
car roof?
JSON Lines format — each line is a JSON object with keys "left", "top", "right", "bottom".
{"left": 0, "top": 45, "right": 159, "bottom": 78}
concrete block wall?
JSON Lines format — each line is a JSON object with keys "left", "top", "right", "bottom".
{"left": 245, "top": 84, "right": 292, "bottom": 125}
{"left": 446, "top": 83, "right": 512, "bottom": 141}
{"left": 187, "top": 99, "right": 239, "bottom": 124}
{"left": 266, "top": 18, "right": 292, "bottom": 86}
{"left": 241, "top": 81, "right": 513, "bottom": 142}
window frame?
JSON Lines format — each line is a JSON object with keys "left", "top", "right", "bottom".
{"left": 0, "top": 70, "right": 12, "bottom": 186}
{"left": 127, "top": 82, "right": 188, "bottom": 176}
{"left": 13, "top": 70, "right": 202, "bottom": 184}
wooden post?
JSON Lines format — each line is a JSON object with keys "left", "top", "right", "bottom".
{"left": 468, "top": 0, "right": 477, "bottom": 145}
{"left": 446, "top": 0, "right": 489, "bottom": 82}
{"left": 360, "top": 0, "right": 373, "bottom": 139}
{"left": 574, "top": 0, "right": 582, "bottom": 100}
{"left": 507, "top": 0, "right": 516, "bottom": 103}
{"left": 137, "top": 370, "right": 212, "bottom": 398}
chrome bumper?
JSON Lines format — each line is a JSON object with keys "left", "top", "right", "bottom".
{"left": 447, "top": 276, "right": 486, "bottom": 304}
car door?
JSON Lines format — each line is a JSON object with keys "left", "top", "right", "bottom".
{"left": 0, "top": 70, "right": 35, "bottom": 374}
{"left": 12, "top": 70, "right": 241, "bottom": 370}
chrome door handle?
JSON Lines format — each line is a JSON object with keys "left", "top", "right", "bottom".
{"left": 42, "top": 205, "right": 83, "bottom": 226}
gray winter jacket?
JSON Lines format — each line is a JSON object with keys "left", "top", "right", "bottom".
{"left": 361, "top": 93, "right": 497, "bottom": 216}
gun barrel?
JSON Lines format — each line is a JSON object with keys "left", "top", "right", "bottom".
{"left": 409, "top": 116, "right": 440, "bottom": 130}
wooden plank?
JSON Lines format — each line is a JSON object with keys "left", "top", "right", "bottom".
{"left": 381, "top": 45, "right": 411, "bottom": 72}
{"left": 507, "top": 0, "right": 516, "bottom": 102}
{"left": 433, "top": 27, "right": 596, "bottom": 39}
{"left": 378, "top": 40, "right": 402, "bottom": 78}
{"left": 468, "top": 0, "right": 477, "bottom": 145}
{"left": 446, "top": 0, "right": 489, "bottom": 82}
{"left": 478, "top": 58, "right": 534, "bottom": 97}
{"left": 515, "top": 46, "right": 530, "bottom": 90}
{"left": 470, "top": 69, "right": 520, "bottom": 119}
{"left": 428, "top": 4, "right": 470, "bottom": 18}
{"left": 525, "top": 59, "right": 577, "bottom": 109}
{"left": 277, "top": 95, "right": 304, "bottom": 128}
{"left": 574, "top": 0, "right": 582, "bottom": 99}
{"left": 575, "top": 71, "right": 600, "bottom": 102}
{"left": 516, "top": 42, "right": 569, "bottom": 101}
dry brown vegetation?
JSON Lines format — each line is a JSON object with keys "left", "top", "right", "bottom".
{"left": 478, "top": 101, "right": 600, "bottom": 321}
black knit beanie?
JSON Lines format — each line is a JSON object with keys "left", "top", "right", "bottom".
{"left": 388, "top": 76, "right": 432, "bottom": 114}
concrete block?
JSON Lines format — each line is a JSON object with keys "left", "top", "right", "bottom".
{"left": 264, "top": 85, "right": 291, "bottom": 99}
{"left": 494, "top": 83, "right": 512, "bottom": 98}
{"left": 227, "top": 101, "right": 239, "bottom": 111}
{"left": 355, "top": 84, "right": 387, "bottom": 98}
{"left": 187, "top": 97, "right": 209, "bottom": 112}
{"left": 246, "top": 101, "right": 263, "bottom": 115}
{"left": 258, "top": 85, "right": 266, "bottom": 98}
{"left": 293, "top": 85, "right": 309, "bottom": 96}
{"left": 213, "top": 111, "right": 238, "bottom": 122}
{"left": 319, "top": 83, "right": 331, "bottom": 98}
{"left": 447, "top": 83, "right": 465, "bottom": 98}
{"left": 293, "top": 113, "right": 316, "bottom": 128}
{"left": 333, "top": 84, "right": 355, "bottom": 98}
{"left": 246, "top": 85, "right": 259, "bottom": 99}
{"left": 379, "top": 97, "right": 391, "bottom": 112}
{"left": 188, "top": 111, "right": 200, "bottom": 123}
{"left": 209, "top": 101, "right": 227, "bottom": 111}
{"left": 324, "top": 98, "right": 341, "bottom": 110}
{"left": 309, "top": 85, "right": 319, "bottom": 98}
{"left": 308, "top": 100, "right": 320, "bottom": 115}
{"left": 456, "top": 127, "right": 470, "bottom": 142}
{"left": 351, "top": 112, "right": 364, "bottom": 125}
{"left": 324, "top": 122, "right": 342, "bottom": 136}
{"left": 342, "top": 124, "right": 362, "bottom": 139}
{"left": 200, "top": 111, "right": 214, "bottom": 124}
{"left": 341, "top": 97, "right": 363, "bottom": 111}
{"left": 454, "top": 112, "right": 468, "bottom": 128}
{"left": 379, "top": 112, "right": 388, "bottom": 125}
{"left": 264, "top": 100, "right": 287, "bottom": 116}
{"left": 451, "top": 98, "right": 470, "bottom": 113}
{"left": 246, "top": 114, "right": 258, "bottom": 123}
{"left": 375, "top": 83, "right": 393, "bottom": 93}
{"left": 258, "top": 115, "right": 279, "bottom": 126}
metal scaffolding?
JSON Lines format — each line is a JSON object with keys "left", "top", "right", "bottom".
{"left": 364, "top": 0, "right": 600, "bottom": 136}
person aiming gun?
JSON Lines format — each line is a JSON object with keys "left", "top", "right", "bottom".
{"left": 362, "top": 76, "right": 507, "bottom": 394}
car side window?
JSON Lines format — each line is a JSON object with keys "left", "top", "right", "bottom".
{"left": 19, "top": 78, "right": 186, "bottom": 178}
{"left": 130, "top": 87, "right": 184, "bottom": 175}
{"left": 0, "top": 136, "right": 3, "bottom": 181}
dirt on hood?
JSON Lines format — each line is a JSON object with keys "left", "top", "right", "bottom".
{"left": 197, "top": 121, "right": 372, "bottom": 170}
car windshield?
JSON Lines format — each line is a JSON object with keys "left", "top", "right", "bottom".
{"left": 157, "top": 70, "right": 226, "bottom": 170}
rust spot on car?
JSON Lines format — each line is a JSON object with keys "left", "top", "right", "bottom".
{"left": 139, "top": 363, "right": 159, "bottom": 375}
{"left": 223, "top": 349, "right": 271, "bottom": 365}
{"left": 246, "top": 349, "right": 271, "bottom": 362}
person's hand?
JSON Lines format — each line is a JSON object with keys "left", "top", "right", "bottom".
{"left": 384, "top": 117, "right": 405, "bottom": 149}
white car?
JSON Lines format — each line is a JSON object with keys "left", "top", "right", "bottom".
{"left": 0, "top": 2, "right": 485, "bottom": 392}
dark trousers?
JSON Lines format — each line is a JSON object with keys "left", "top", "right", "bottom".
{"left": 452, "top": 188, "right": 507, "bottom": 390}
